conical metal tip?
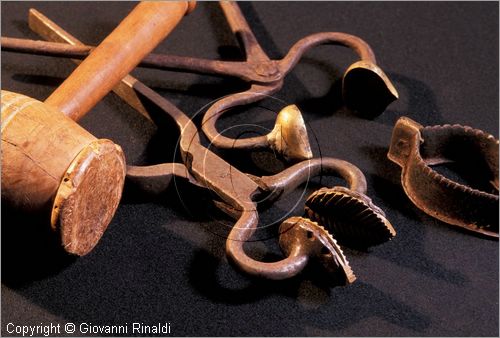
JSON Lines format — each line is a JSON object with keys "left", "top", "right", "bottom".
{"left": 342, "top": 60, "right": 399, "bottom": 119}
{"left": 267, "top": 104, "right": 313, "bottom": 162}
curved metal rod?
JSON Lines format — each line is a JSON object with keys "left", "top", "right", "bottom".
{"left": 278, "top": 31, "right": 377, "bottom": 77}
{"left": 226, "top": 209, "right": 310, "bottom": 280}
{"left": 225, "top": 157, "right": 367, "bottom": 280}
{"left": 201, "top": 83, "right": 282, "bottom": 151}
{"left": 200, "top": 33, "right": 380, "bottom": 157}
{"left": 260, "top": 157, "right": 367, "bottom": 196}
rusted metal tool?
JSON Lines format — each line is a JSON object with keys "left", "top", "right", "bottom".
{"left": 388, "top": 117, "right": 499, "bottom": 237}
{"left": 118, "top": 82, "right": 367, "bottom": 283}
{"left": 3, "top": 2, "right": 398, "bottom": 162}
{"left": 1, "top": 2, "right": 194, "bottom": 256}
{"left": 24, "top": 6, "right": 397, "bottom": 283}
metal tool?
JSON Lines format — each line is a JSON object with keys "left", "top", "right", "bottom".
{"left": 3, "top": 2, "right": 398, "bottom": 162}
{"left": 388, "top": 117, "right": 499, "bottom": 237}
{"left": 123, "top": 81, "right": 369, "bottom": 283}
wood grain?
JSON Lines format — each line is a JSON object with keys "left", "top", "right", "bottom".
{"left": 1, "top": 90, "right": 97, "bottom": 212}
{"left": 45, "top": 1, "right": 192, "bottom": 121}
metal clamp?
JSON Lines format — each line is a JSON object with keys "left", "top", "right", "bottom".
{"left": 388, "top": 117, "right": 499, "bottom": 237}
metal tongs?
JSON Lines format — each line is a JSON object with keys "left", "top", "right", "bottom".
{"left": 3, "top": 2, "right": 398, "bottom": 284}
{"left": 2, "top": 2, "right": 398, "bottom": 163}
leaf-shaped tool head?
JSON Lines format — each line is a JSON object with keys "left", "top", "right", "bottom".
{"left": 267, "top": 104, "right": 313, "bottom": 162}
{"left": 305, "top": 186, "right": 396, "bottom": 248}
{"left": 342, "top": 60, "right": 399, "bottom": 119}
{"left": 279, "top": 216, "right": 356, "bottom": 285}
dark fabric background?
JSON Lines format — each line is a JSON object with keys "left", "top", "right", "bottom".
{"left": 1, "top": 2, "right": 498, "bottom": 337}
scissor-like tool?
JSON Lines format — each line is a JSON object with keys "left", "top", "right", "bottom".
{"left": 15, "top": 3, "right": 398, "bottom": 284}
{"left": 3, "top": 2, "right": 398, "bottom": 163}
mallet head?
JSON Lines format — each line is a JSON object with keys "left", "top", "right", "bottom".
{"left": 1, "top": 90, "right": 126, "bottom": 255}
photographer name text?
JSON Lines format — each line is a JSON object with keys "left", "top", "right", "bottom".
{"left": 5, "top": 322, "right": 171, "bottom": 336}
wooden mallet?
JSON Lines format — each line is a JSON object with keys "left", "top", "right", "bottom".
{"left": 1, "top": 1, "right": 195, "bottom": 256}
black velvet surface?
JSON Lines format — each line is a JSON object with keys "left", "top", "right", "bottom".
{"left": 1, "top": 2, "right": 498, "bottom": 337}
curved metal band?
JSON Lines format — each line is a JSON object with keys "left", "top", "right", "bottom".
{"left": 388, "top": 117, "right": 499, "bottom": 237}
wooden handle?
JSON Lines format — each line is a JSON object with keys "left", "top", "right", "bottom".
{"left": 45, "top": 1, "right": 193, "bottom": 121}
